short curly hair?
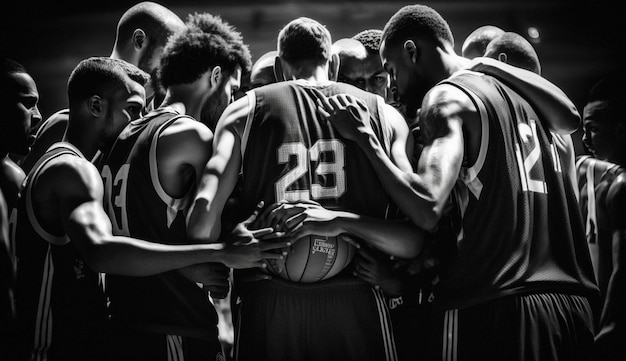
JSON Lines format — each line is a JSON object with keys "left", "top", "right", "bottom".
{"left": 158, "top": 13, "right": 252, "bottom": 88}
{"left": 382, "top": 5, "right": 454, "bottom": 49}
{"left": 352, "top": 29, "right": 383, "bottom": 55}
{"left": 278, "top": 17, "right": 332, "bottom": 66}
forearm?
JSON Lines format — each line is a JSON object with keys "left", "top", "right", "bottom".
{"left": 85, "top": 236, "right": 227, "bottom": 277}
{"left": 339, "top": 212, "right": 422, "bottom": 258}
{"left": 355, "top": 131, "right": 440, "bottom": 230}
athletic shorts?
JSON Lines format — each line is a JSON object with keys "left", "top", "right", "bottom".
{"left": 427, "top": 292, "right": 594, "bottom": 361}
{"left": 233, "top": 276, "right": 397, "bottom": 361}
{"left": 109, "top": 323, "right": 225, "bottom": 361}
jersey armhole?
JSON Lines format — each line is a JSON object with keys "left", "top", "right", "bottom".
{"left": 443, "top": 78, "right": 490, "bottom": 188}
{"left": 26, "top": 147, "right": 74, "bottom": 246}
{"left": 240, "top": 91, "right": 256, "bottom": 169}
{"left": 375, "top": 96, "right": 393, "bottom": 157}
{"left": 148, "top": 114, "right": 194, "bottom": 212}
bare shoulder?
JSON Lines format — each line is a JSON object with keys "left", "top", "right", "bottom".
{"left": 607, "top": 171, "right": 626, "bottom": 217}
{"left": 37, "top": 154, "right": 103, "bottom": 200}
{"left": 214, "top": 94, "right": 252, "bottom": 138}
{"left": 421, "top": 83, "right": 477, "bottom": 118}
{"left": 380, "top": 101, "right": 409, "bottom": 133}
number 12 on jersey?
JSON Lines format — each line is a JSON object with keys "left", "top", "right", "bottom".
{"left": 275, "top": 139, "right": 346, "bottom": 202}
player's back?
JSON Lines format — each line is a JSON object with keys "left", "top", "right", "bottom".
{"left": 435, "top": 70, "right": 597, "bottom": 310}
{"left": 238, "top": 80, "right": 395, "bottom": 221}
{"left": 99, "top": 108, "right": 217, "bottom": 339}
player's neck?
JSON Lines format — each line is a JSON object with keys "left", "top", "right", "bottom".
{"left": 64, "top": 124, "right": 100, "bottom": 160}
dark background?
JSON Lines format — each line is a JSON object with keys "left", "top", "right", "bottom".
{"left": 1, "top": 0, "right": 621, "bottom": 153}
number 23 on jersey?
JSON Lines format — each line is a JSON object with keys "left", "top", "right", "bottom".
{"left": 275, "top": 139, "right": 346, "bottom": 202}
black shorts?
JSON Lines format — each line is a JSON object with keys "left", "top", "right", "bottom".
{"left": 427, "top": 292, "right": 594, "bottom": 361}
{"left": 109, "top": 324, "right": 225, "bottom": 361}
{"left": 233, "top": 276, "right": 397, "bottom": 361}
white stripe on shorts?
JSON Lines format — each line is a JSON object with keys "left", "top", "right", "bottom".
{"left": 442, "top": 309, "right": 458, "bottom": 361}
{"left": 167, "top": 335, "right": 184, "bottom": 361}
{"left": 372, "top": 288, "right": 398, "bottom": 361}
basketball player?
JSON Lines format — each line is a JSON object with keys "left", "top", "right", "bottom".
{"left": 0, "top": 58, "right": 41, "bottom": 210}
{"left": 20, "top": 1, "right": 185, "bottom": 174}
{"left": 186, "top": 17, "right": 423, "bottom": 361}
{"left": 322, "top": 5, "right": 598, "bottom": 360}
{"left": 99, "top": 14, "right": 286, "bottom": 361}
{"left": 461, "top": 24, "right": 504, "bottom": 59}
{"left": 576, "top": 76, "right": 626, "bottom": 361}
{"left": 0, "top": 57, "right": 39, "bottom": 360}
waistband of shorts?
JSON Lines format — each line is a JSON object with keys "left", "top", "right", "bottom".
{"left": 236, "top": 269, "right": 371, "bottom": 290}
{"left": 110, "top": 318, "right": 218, "bottom": 341}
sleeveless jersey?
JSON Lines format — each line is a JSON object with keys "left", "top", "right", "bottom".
{"left": 99, "top": 108, "right": 218, "bottom": 339}
{"left": 14, "top": 143, "right": 109, "bottom": 361}
{"left": 237, "top": 80, "right": 395, "bottom": 222}
{"left": 576, "top": 155, "right": 623, "bottom": 302}
{"left": 434, "top": 71, "right": 598, "bottom": 310}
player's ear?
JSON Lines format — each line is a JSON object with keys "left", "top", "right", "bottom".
{"left": 132, "top": 29, "right": 147, "bottom": 50}
{"left": 274, "top": 57, "right": 285, "bottom": 82}
{"left": 328, "top": 53, "right": 340, "bottom": 82}
{"left": 209, "top": 66, "right": 222, "bottom": 90}
{"left": 403, "top": 40, "right": 419, "bottom": 64}
{"left": 87, "top": 95, "right": 104, "bottom": 117}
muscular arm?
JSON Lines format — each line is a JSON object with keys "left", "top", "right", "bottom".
{"left": 187, "top": 96, "right": 250, "bottom": 243}
{"left": 156, "top": 117, "right": 213, "bottom": 199}
{"left": 598, "top": 174, "right": 626, "bottom": 334}
{"left": 42, "top": 155, "right": 276, "bottom": 277}
{"left": 325, "top": 86, "right": 470, "bottom": 230}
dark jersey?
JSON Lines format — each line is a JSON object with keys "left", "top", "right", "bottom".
{"left": 237, "top": 80, "right": 395, "bottom": 222}
{"left": 434, "top": 70, "right": 598, "bottom": 310}
{"left": 14, "top": 143, "right": 109, "bottom": 361}
{"left": 576, "top": 156, "right": 623, "bottom": 307}
{"left": 99, "top": 108, "right": 218, "bottom": 340}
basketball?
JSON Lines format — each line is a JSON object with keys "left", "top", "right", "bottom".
{"left": 266, "top": 235, "right": 356, "bottom": 282}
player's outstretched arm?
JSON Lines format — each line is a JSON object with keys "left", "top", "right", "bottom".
{"left": 187, "top": 96, "right": 249, "bottom": 243}
{"left": 47, "top": 156, "right": 285, "bottom": 277}
{"left": 319, "top": 88, "right": 469, "bottom": 231}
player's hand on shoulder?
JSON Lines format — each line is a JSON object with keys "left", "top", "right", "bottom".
{"left": 318, "top": 93, "right": 373, "bottom": 142}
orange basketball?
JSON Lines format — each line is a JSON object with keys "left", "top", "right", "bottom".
{"left": 266, "top": 235, "right": 356, "bottom": 282}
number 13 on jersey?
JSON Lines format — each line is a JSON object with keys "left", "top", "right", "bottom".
{"left": 275, "top": 139, "right": 346, "bottom": 202}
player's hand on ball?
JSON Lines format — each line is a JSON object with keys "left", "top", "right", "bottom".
{"left": 318, "top": 93, "right": 373, "bottom": 142}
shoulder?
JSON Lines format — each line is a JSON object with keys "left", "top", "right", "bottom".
{"left": 380, "top": 102, "right": 409, "bottom": 135}
{"left": 160, "top": 115, "right": 213, "bottom": 143}
{"left": 606, "top": 170, "right": 626, "bottom": 214}
{"left": 215, "top": 94, "right": 252, "bottom": 138}
{"left": 157, "top": 115, "right": 213, "bottom": 166}
{"left": 37, "top": 152, "right": 103, "bottom": 200}
{"left": 419, "top": 82, "right": 478, "bottom": 137}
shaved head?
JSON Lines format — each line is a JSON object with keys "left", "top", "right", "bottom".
{"left": 462, "top": 25, "right": 504, "bottom": 59}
